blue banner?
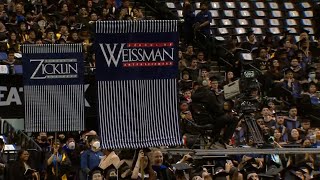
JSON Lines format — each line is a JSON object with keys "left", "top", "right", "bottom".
{"left": 95, "top": 20, "right": 181, "bottom": 149}
{"left": 22, "top": 44, "right": 85, "bottom": 132}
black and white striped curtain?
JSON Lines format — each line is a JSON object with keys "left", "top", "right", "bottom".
{"left": 22, "top": 44, "right": 85, "bottom": 132}
{"left": 95, "top": 20, "right": 181, "bottom": 149}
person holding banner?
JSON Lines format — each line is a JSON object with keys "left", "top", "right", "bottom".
{"left": 46, "top": 140, "right": 72, "bottom": 180}
{"left": 7, "top": 149, "right": 40, "bottom": 180}
{"left": 80, "top": 136, "right": 103, "bottom": 180}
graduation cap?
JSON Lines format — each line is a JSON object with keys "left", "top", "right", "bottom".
{"left": 245, "top": 30, "right": 254, "bottom": 36}
{"left": 276, "top": 110, "right": 288, "bottom": 117}
{"left": 104, "top": 164, "right": 118, "bottom": 180}
{"left": 283, "top": 68, "right": 294, "bottom": 75}
{"left": 301, "top": 118, "right": 311, "bottom": 123}
{"left": 209, "top": 76, "right": 219, "bottom": 82}
{"left": 297, "top": 162, "right": 313, "bottom": 174}
{"left": 89, "top": 166, "right": 104, "bottom": 178}
{"left": 172, "top": 163, "right": 193, "bottom": 172}
{"left": 258, "top": 167, "right": 284, "bottom": 179}
{"left": 307, "top": 66, "right": 317, "bottom": 73}
{"left": 299, "top": 28, "right": 310, "bottom": 35}
{"left": 59, "top": 21, "right": 69, "bottom": 27}
{"left": 117, "top": 161, "right": 132, "bottom": 179}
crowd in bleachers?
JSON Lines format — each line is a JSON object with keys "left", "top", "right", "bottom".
{"left": 1, "top": 0, "right": 320, "bottom": 179}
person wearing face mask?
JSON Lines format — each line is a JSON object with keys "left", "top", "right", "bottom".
{"left": 80, "top": 136, "right": 103, "bottom": 180}
{"left": 63, "top": 137, "right": 81, "bottom": 180}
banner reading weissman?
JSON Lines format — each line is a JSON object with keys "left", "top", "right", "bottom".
{"left": 22, "top": 44, "right": 85, "bottom": 132}
{"left": 95, "top": 20, "right": 181, "bottom": 149}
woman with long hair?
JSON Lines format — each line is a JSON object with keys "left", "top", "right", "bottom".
{"left": 131, "top": 150, "right": 156, "bottom": 180}
{"left": 7, "top": 31, "right": 20, "bottom": 52}
{"left": 8, "top": 149, "right": 40, "bottom": 180}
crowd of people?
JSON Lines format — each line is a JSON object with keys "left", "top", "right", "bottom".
{"left": 0, "top": 0, "right": 320, "bottom": 179}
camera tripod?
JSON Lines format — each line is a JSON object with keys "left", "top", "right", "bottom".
{"left": 242, "top": 114, "right": 265, "bottom": 145}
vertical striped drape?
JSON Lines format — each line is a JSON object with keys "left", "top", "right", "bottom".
{"left": 95, "top": 20, "right": 181, "bottom": 149}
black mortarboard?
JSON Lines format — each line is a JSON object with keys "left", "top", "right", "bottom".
{"left": 117, "top": 161, "right": 132, "bottom": 179}
{"left": 283, "top": 68, "right": 294, "bottom": 74}
{"left": 307, "top": 66, "right": 317, "bottom": 73}
{"left": 59, "top": 21, "right": 68, "bottom": 27}
{"left": 104, "top": 164, "right": 118, "bottom": 179}
{"left": 172, "top": 163, "right": 193, "bottom": 172}
{"left": 45, "top": 28, "right": 55, "bottom": 33}
{"left": 275, "top": 48, "right": 287, "bottom": 57}
{"left": 289, "top": 169, "right": 305, "bottom": 180}
{"left": 246, "top": 30, "right": 254, "bottom": 36}
{"left": 209, "top": 76, "right": 219, "bottom": 82}
{"left": 301, "top": 118, "right": 311, "bottom": 123}
{"left": 299, "top": 28, "right": 310, "bottom": 35}
{"left": 276, "top": 110, "right": 288, "bottom": 116}
{"left": 182, "top": 70, "right": 190, "bottom": 75}
{"left": 297, "top": 162, "right": 313, "bottom": 174}
{"left": 258, "top": 173, "right": 274, "bottom": 180}
{"left": 89, "top": 166, "right": 104, "bottom": 178}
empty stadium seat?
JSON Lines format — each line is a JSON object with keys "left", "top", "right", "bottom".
{"left": 221, "top": 19, "right": 233, "bottom": 26}
{"left": 269, "top": 2, "right": 279, "bottom": 9}
{"left": 235, "top": 27, "right": 246, "bottom": 35}
{"left": 255, "top": 2, "right": 266, "bottom": 9}
{"left": 302, "top": 19, "right": 312, "bottom": 26}
{"left": 252, "top": 27, "right": 263, "bottom": 35}
{"left": 239, "top": 10, "right": 251, "bottom": 18}
{"left": 286, "top": 19, "right": 298, "bottom": 26}
{"left": 304, "top": 27, "right": 314, "bottom": 35}
{"left": 14, "top": 65, "right": 23, "bottom": 74}
{"left": 288, "top": 11, "right": 300, "bottom": 18}
{"left": 210, "top": 10, "right": 219, "bottom": 18}
{"left": 253, "top": 19, "right": 265, "bottom": 26}
{"left": 284, "top": 2, "right": 294, "bottom": 10}
{"left": 269, "top": 19, "right": 280, "bottom": 26}
{"left": 237, "top": 19, "right": 249, "bottom": 26}
{"left": 223, "top": 10, "right": 235, "bottom": 18}
{"left": 255, "top": 11, "right": 266, "bottom": 18}
{"left": 300, "top": 2, "right": 311, "bottom": 9}
{"left": 286, "top": 27, "right": 298, "bottom": 34}
{"left": 166, "top": 2, "right": 175, "bottom": 9}
{"left": 239, "top": 2, "right": 250, "bottom": 9}
{"left": 0, "top": 52, "right": 7, "bottom": 60}
{"left": 303, "top": 11, "right": 313, "bottom": 18}
{"left": 195, "top": 2, "right": 201, "bottom": 9}
{"left": 271, "top": 11, "right": 282, "bottom": 18}
{"left": 269, "top": 27, "right": 281, "bottom": 34}
{"left": 211, "top": 2, "right": 220, "bottom": 9}
{"left": 225, "top": 2, "right": 236, "bottom": 9}
{"left": 217, "top": 28, "right": 229, "bottom": 35}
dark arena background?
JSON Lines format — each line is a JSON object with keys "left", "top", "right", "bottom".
{"left": 0, "top": 0, "right": 320, "bottom": 180}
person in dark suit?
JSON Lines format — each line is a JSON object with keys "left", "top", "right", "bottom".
{"left": 8, "top": 149, "right": 40, "bottom": 180}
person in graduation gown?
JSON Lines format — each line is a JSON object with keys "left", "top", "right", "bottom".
{"left": 8, "top": 149, "right": 40, "bottom": 180}
{"left": 241, "top": 30, "right": 258, "bottom": 52}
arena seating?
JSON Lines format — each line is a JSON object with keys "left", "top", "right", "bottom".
{"left": 166, "top": 0, "right": 319, "bottom": 42}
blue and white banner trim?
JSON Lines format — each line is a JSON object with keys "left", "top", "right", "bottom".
{"left": 24, "top": 85, "right": 85, "bottom": 132}
{"left": 98, "top": 79, "right": 180, "bottom": 149}
{"left": 22, "top": 44, "right": 83, "bottom": 54}
{"left": 95, "top": 20, "right": 178, "bottom": 34}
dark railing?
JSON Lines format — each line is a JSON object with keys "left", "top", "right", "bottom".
{"left": 2, "top": 120, "right": 42, "bottom": 164}
{"left": 2, "top": 120, "right": 16, "bottom": 144}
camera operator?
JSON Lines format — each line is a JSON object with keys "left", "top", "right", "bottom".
{"left": 191, "top": 79, "right": 239, "bottom": 147}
